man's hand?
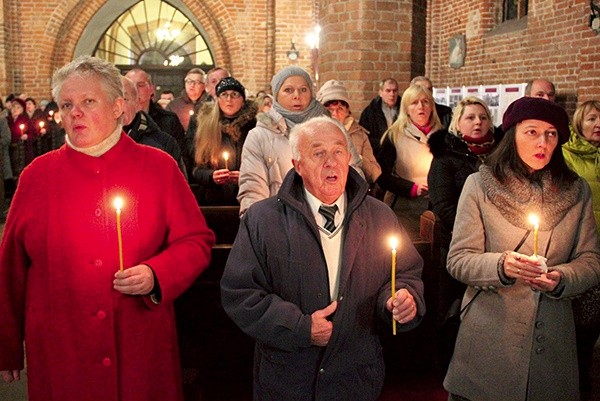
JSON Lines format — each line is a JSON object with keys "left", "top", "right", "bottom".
{"left": 386, "top": 288, "right": 417, "bottom": 324}
{"left": 310, "top": 301, "right": 337, "bottom": 346}
{"left": 1, "top": 370, "right": 20, "bottom": 383}
{"left": 113, "top": 264, "right": 154, "bottom": 295}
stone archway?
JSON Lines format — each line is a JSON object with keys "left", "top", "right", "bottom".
{"left": 49, "top": 0, "right": 240, "bottom": 79}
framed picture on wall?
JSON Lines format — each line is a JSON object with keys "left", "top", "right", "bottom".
{"left": 449, "top": 34, "right": 466, "bottom": 69}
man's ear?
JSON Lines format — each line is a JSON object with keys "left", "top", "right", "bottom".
{"left": 292, "top": 159, "right": 302, "bottom": 176}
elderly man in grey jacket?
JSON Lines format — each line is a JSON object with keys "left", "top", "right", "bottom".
{"left": 221, "top": 116, "right": 425, "bottom": 401}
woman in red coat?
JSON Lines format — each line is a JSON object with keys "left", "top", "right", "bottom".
{"left": 0, "top": 56, "right": 215, "bottom": 401}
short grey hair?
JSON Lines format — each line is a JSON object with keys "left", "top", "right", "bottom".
{"left": 289, "top": 116, "right": 351, "bottom": 161}
{"left": 52, "top": 55, "right": 123, "bottom": 103}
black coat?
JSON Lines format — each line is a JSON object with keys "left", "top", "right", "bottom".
{"left": 359, "top": 96, "right": 401, "bottom": 155}
{"left": 427, "top": 128, "right": 501, "bottom": 245}
{"left": 124, "top": 111, "right": 186, "bottom": 176}
{"left": 148, "top": 100, "right": 186, "bottom": 152}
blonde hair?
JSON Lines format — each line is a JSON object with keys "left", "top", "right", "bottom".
{"left": 381, "top": 84, "right": 441, "bottom": 144}
{"left": 194, "top": 102, "right": 222, "bottom": 167}
{"left": 572, "top": 100, "right": 600, "bottom": 138}
{"left": 449, "top": 96, "right": 494, "bottom": 136}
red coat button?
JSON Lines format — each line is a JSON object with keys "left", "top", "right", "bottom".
{"left": 102, "top": 358, "right": 111, "bottom": 367}
{"left": 96, "top": 311, "right": 106, "bottom": 320}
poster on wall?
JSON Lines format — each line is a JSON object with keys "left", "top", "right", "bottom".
{"left": 448, "top": 87, "right": 463, "bottom": 109}
{"left": 433, "top": 87, "right": 449, "bottom": 106}
{"left": 498, "top": 84, "right": 526, "bottom": 126}
{"left": 464, "top": 86, "right": 484, "bottom": 100}
{"left": 481, "top": 85, "right": 501, "bottom": 126}
{"left": 432, "top": 83, "right": 526, "bottom": 126}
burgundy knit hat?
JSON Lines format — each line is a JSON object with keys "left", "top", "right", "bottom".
{"left": 11, "top": 98, "right": 26, "bottom": 110}
{"left": 501, "top": 97, "right": 570, "bottom": 144}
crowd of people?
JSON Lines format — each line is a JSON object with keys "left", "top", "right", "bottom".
{"left": 0, "top": 57, "right": 599, "bottom": 401}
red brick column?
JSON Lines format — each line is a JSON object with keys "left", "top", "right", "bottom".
{"left": 318, "top": 0, "right": 426, "bottom": 113}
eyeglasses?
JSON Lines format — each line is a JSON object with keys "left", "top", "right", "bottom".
{"left": 218, "top": 91, "right": 242, "bottom": 100}
{"left": 185, "top": 79, "right": 204, "bottom": 86}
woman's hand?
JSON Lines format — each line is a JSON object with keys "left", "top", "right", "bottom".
{"left": 525, "top": 270, "right": 562, "bottom": 293}
{"left": 227, "top": 170, "right": 240, "bottom": 184}
{"left": 113, "top": 264, "right": 154, "bottom": 295}
{"left": 212, "top": 169, "right": 230, "bottom": 185}
{"left": 504, "top": 252, "right": 545, "bottom": 280}
{"left": 416, "top": 183, "right": 428, "bottom": 196}
{"left": 1, "top": 370, "right": 20, "bottom": 383}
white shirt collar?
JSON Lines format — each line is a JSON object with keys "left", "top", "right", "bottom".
{"left": 304, "top": 188, "right": 346, "bottom": 230}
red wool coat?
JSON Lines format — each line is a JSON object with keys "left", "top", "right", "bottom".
{"left": 0, "top": 134, "right": 215, "bottom": 401}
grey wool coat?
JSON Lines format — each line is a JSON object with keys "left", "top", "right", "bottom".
{"left": 444, "top": 171, "right": 600, "bottom": 401}
{"left": 221, "top": 168, "right": 425, "bottom": 401}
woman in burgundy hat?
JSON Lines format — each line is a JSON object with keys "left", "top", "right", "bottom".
{"left": 444, "top": 97, "right": 600, "bottom": 401}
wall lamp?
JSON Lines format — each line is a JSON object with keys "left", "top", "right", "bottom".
{"left": 287, "top": 41, "right": 299, "bottom": 61}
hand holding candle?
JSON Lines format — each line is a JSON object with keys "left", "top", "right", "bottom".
{"left": 389, "top": 236, "right": 398, "bottom": 335}
{"left": 222, "top": 151, "right": 229, "bottom": 170}
{"left": 113, "top": 197, "right": 124, "bottom": 271}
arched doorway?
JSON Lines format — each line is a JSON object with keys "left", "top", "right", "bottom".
{"left": 78, "top": 0, "right": 216, "bottom": 94}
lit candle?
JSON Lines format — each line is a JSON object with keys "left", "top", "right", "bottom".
{"left": 19, "top": 123, "right": 25, "bottom": 133}
{"left": 189, "top": 109, "right": 194, "bottom": 116}
{"left": 223, "top": 151, "right": 229, "bottom": 170}
{"left": 390, "top": 236, "right": 398, "bottom": 335}
{"left": 528, "top": 214, "right": 539, "bottom": 257}
{"left": 38, "top": 121, "right": 45, "bottom": 129}
{"left": 113, "top": 197, "right": 124, "bottom": 271}
{"left": 49, "top": 110, "right": 54, "bottom": 117}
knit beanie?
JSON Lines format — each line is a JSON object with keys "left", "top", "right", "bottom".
{"left": 216, "top": 77, "right": 246, "bottom": 100}
{"left": 12, "top": 98, "right": 26, "bottom": 110}
{"left": 271, "top": 66, "right": 313, "bottom": 97}
{"left": 502, "top": 97, "right": 570, "bottom": 144}
{"left": 316, "top": 80, "right": 350, "bottom": 106}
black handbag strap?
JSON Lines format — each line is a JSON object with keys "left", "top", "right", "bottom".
{"left": 460, "top": 229, "right": 532, "bottom": 314}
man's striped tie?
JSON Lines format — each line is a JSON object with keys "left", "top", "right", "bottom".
{"left": 319, "top": 204, "right": 338, "bottom": 233}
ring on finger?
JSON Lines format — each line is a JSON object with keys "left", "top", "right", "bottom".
{"left": 517, "top": 268, "right": 521, "bottom": 275}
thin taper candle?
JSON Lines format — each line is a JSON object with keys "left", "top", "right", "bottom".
{"left": 223, "top": 151, "right": 229, "bottom": 170}
{"left": 390, "top": 237, "right": 398, "bottom": 335}
{"left": 528, "top": 214, "right": 539, "bottom": 257}
{"left": 114, "top": 197, "right": 124, "bottom": 271}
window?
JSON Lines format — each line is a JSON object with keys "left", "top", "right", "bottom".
{"left": 503, "top": 0, "right": 528, "bottom": 22}
{"left": 94, "top": 0, "right": 214, "bottom": 67}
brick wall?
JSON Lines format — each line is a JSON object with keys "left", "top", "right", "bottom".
{"left": 0, "top": 0, "right": 317, "bottom": 101}
{"left": 1, "top": 0, "right": 597, "bottom": 113}
{"left": 427, "top": 0, "right": 600, "bottom": 114}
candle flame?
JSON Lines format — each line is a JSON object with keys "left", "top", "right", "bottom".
{"left": 389, "top": 236, "right": 398, "bottom": 251}
{"left": 49, "top": 110, "right": 54, "bottom": 116}
{"left": 39, "top": 121, "right": 45, "bottom": 128}
{"left": 528, "top": 214, "right": 539, "bottom": 228}
{"left": 223, "top": 151, "right": 229, "bottom": 161}
{"left": 113, "top": 197, "right": 124, "bottom": 212}
{"left": 19, "top": 124, "right": 25, "bottom": 130}
{"left": 189, "top": 110, "right": 194, "bottom": 116}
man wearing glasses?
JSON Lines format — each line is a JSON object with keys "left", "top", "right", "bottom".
{"left": 168, "top": 68, "right": 207, "bottom": 131}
